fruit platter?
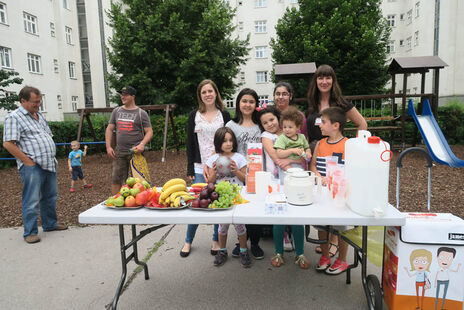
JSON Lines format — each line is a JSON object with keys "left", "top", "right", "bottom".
{"left": 188, "top": 181, "right": 242, "bottom": 211}
{"left": 144, "top": 178, "right": 195, "bottom": 209}
{"left": 105, "top": 177, "right": 157, "bottom": 209}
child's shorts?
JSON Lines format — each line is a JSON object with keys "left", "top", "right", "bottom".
{"left": 72, "top": 166, "right": 84, "bottom": 180}
{"left": 218, "top": 224, "right": 246, "bottom": 236}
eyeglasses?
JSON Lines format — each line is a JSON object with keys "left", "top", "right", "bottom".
{"left": 275, "top": 92, "right": 290, "bottom": 97}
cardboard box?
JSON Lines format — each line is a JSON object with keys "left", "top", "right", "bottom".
{"left": 383, "top": 213, "right": 464, "bottom": 310}
{"left": 246, "top": 143, "right": 263, "bottom": 193}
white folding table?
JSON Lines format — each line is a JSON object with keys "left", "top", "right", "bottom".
{"left": 79, "top": 188, "right": 405, "bottom": 310}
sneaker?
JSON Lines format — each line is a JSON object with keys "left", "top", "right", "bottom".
{"left": 284, "top": 232, "right": 294, "bottom": 252}
{"left": 83, "top": 184, "right": 92, "bottom": 188}
{"left": 316, "top": 255, "right": 331, "bottom": 272}
{"left": 325, "top": 259, "right": 349, "bottom": 275}
{"left": 295, "top": 254, "right": 310, "bottom": 269}
{"left": 250, "top": 244, "right": 264, "bottom": 260}
{"left": 70, "top": 188, "right": 75, "bottom": 193}
{"left": 239, "top": 251, "right": 251, "bottom": 268}
{"left": 25, "top": 235, "right": 40, "bottom": 244}
{"left": 231, "top": 243, "right": 240, "bottom": 258}
{"left": 271, "top": 253, "right": 284, "bottom": 267}
{"left": 213, "top": 251, "right": 228, "bottom": 266}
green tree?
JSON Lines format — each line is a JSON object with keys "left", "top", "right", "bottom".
{"left": 106, "top": 0, "right": 249, "bottom": 111}
{"left": 271, "top": 0, "right": 390, "bottom": 96}
{"left": 0, "top": 70, "right": 23, "bottom": 111}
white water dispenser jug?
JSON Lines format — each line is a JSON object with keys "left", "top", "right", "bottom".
{"left": 345, "top": 130, "right": 391, "bottom": 217}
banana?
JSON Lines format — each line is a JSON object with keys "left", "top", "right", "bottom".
{"left": 181, "top": 194, "right": 196, "bottom": 201}
{"left": 159, "top": 183, "right": 188, "bottom": 201}
{"left": 170, "top": 191, "right": 190, "bottom": 201}
{"left": 174, "top": 196, "right": 181, "bottom": 207}
{"left": 191, "top": 183, "right": 207, "bottom": 188}
{"left": 162, "top": 178, "right": 187, "bottom": 192}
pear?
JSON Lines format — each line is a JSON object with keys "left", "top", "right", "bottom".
{"left": 114, "top": 196, "right": 125, "bottom": 207}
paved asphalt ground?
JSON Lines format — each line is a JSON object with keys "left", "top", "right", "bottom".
{"left": 1, "top": 224, "right": 385, "bottom": 310}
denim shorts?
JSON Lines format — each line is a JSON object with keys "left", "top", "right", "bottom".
{"left": 71, "top": 166, "right": 84, "bottom": 180}
{"left": 111, "top": 152, "right": 132, "bottom": 184}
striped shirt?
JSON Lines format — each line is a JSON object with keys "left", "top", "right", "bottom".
{"left": 315, "top": 137, "right": 347, "bottom": 177}
{"left": 3, "top": 106, "right": 57, "bottom": 172}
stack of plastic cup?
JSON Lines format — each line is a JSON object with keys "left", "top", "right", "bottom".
{"left": 325, "top": 156, "right": 338, "bottom": 191}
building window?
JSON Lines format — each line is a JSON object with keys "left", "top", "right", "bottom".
{"left": 57, "top": 95, "right": 62, "bottom": 109}
{"left": 240, "top": 71, "right": 245, "bottom": 81}
{"left": 256, "top": 71, "right": 268, "bottom": 83}
{"left": 225, "top": 99, "right": 234, "bottom": 109}
{"left": 399, "top": 40, "right": 404, "bottom": 47}
{"left": 407, "top": 10, "right": 412, "bottom": 25}
{"left": 63, "top": 0, "right": 69, "bottom": 10}
{"left": 50, "top": 22, "right": 55, "bottom": 37}
{"left": 400, "top": 14, "right": 404, "bottom": 21}
{"left": 387, "top": 40, "right": 395, "bottom": 54}
{"left": 414, "top": 31, "right": 419, "bottom": 46}
{"left": 255, "top": 0, "right": 266, "bottom": 8}
{"left": 27, "top": 53, "right": 41, "bottom": 73}
{"left": 53, "top": 59, "right": 59, "bottom": 73}
{"left": 255, "top": 46, "right": 267, "bottom": 58}
{"left": 39, "top": 94, "right": 45, "bottom": 111}
{"left": 387, "top": 15, "right": 396, "bottom": 27}
{"left": 259, "top": 95, "right": 269, "bottom": 107}
{"left": 255, "top": 20, "right": 267, "bottom": 33}
{"left": 68, "top": 61, "right": 76, "bottom": 78}
{"left": 238, "top": 21, "right": 243, "bottom": 31}
{"left": 406, "top": 36, "right": 412, "bottom": 50}
{"left": 65, "top": 26, "right": 72, "bottom": 44}
{"left": 23, "top": 12, "right": 38, "bottom": 34}
{"left": 0, "top": 2, "right": 7, "bottom": 24}
{"left": 0, "top": 46, "right": 12, "bottom": 68}
{"left": 71, "top": 96, "right": 78, "bottom": 111}
{"left": 413, "top": 87, "right": 418, "bottom": 94}
{"left": 415, "top": 2, "right": 420, "bottom": 18}
{"left": 290, "top": 0, "right": 298, "bottom": 3}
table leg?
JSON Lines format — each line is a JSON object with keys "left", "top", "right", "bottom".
{"left": 112, "top": 225, "right": 127, "bottom": 310}
{"left": 131, "top": 225, "right": 149, "bottom": 280}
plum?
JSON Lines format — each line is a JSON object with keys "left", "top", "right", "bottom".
{"left": 191, "top": 199, "right": 200, "bottom": 208}
{"left": 210, "top": 191, "right": 219, "bottom": 201}
{"left": 200, "top": 188, "right": 209, "bottom": 200}
{"left": 207, "top": 183, "right": 215, "bottom": 193}
{"left": 199, "top": 199, "right": 209, "bottom": 208}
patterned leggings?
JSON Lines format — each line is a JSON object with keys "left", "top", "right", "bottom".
{"left": 218, "top": 224, "right": 246, "bottom": 236}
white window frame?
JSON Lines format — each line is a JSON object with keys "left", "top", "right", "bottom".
{"left": 259, "top": 95, "right": 269, "bottom": 107}
{"left": 290, "top": 0, "right": 298, "bottom": 4}
{"left": 39, "top": 94, "right": 46, "bottom": 112}
{"left": 256, "top": 71, "right": 268, "bottom": 83}
{"left": 240, "top": 71, "right": 245, "bottom": 81}
{"left": 53, "top": 59, "right": 59, "bottom": 73}
{"left": 387, "top": 15, "right": 396, "bottom": 27}
{"left": 238, "top": 21, "right": 243, "bottom": 31}
{"left": 57, "top": 95, "right": 62, "bottom": 109}
{"left": 68, "top": 61, "right": 76, "bottom": 79}
{"left": 23, "top": 12, "right": 38, "bottom": 35}
{"left": 254, "top": 20, "right": 267, "bottom": 33}
{"left": 406, "top": 36, "right": 412, "bottom": 50}
{"left": 399, "top": 40, "right": 404, "bottom": 47}
{"left": 65, "top": 26, "right": 72, "bottom": 44}
{"left": 414, "top": 31, "right": 419, "bottom": 46}
{"left": 255, "top": 46, "right": 267, "bottom": 59}
{"left": 0, "top": 2, "right": 7, "bottom": 25}
{"left": 63, "top": 0, "right": 69, "bottom": 10}
{"left": 27, "top": 53, "right": 41, "bottom": 73}
{"left": 0, "top": 46, "right": 12, "bottom": 68}
{"left": 415, "top": 2, "right": 420, "bottom": 18}
{"left": 255, "top": 0, "right": 266, "bottom": 8}
{"left": 50, "top": 22, "right": 55, "bottom": 37}
{"left": 407, "top": 10, "right": 412, "bottom": 25}
{"left": 225, "top": 99, "right": 234, "bottom": 109}
{"left": 71, "top": 96, "right": 78, "bottom": 112}
{"left": 387, "top": 40, "right": 395, "bottom": 54}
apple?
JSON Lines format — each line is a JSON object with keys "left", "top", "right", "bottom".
{"left": 142, "top": 181, "right": 150, "bottom": 189}
{"left": 126, "top": 177, "right": 136, "bottom": 187}
{"left": 120, "top": 187, "right": 131, "bottom": 198}
{"left": 207, "top": 183, "right": 215, "bottom": 193}
{"left": 200, "top": 188, "right": 209, "bottom": 200}
{"left": 191, "top": 199, "right": 200, "bottom": 208}
{"left": 106, "top": 197, "right": 115, "bottom": 206}
{"left": 133, "top": 182, "right": 145, "bottom": 193}
{"left": 130, "top": 188, "right": 140, "bottom": 197}
{"left": 145, "top": 188, "right": 156, "bottom": 201}
{"left": 200, "top": 199, "right": 209, "bottom": 208}
{"left": 135, "top": 191, "right": 149, "bottom": 206}
{"left": 124, "top": 195, "right": 137, "bottom": 208}
{"left": 134, "top": 178, "right": 142, "bottom": 184}
{"left": 114, "top": 196, "right": 125, "bottom": 207}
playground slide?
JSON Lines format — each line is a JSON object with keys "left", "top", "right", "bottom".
{"left": 407, "top": 99, "right": 464, "bottom": 167}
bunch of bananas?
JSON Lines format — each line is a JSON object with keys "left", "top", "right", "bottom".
{"left": 159, "top": 178, "right": 195, "bottom": 207}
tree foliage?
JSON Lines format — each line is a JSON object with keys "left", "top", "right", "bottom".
{"left": 106, "top": 0, "right": 249, "bottom": 111}
{"left": 271, "top": 0, "right": 391, "bottom": 96}
{"left": 0, "top": 70, "right": 23, "bottom": 111}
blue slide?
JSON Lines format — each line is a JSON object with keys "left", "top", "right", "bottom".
{"left": 407, "top": 99, "right": 464, "bottom": 167}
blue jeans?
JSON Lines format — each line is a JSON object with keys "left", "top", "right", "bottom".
{"left": 19, "top": 165, "right": 58, "bottom": 238}
{"left": 185, "top": 173, "right": 218, "bottom": 243}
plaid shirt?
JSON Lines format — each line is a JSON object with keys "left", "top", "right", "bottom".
{"left": 3, "top": 106, "right": 57, "bottom": 172}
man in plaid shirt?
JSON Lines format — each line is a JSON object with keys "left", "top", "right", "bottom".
{"left": 3, "top": 86, "right": 67, "bottom": 244}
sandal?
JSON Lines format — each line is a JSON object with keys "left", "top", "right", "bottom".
{"left": 271, "top": 253, "right": 284, "bottom": 267}
{"left": 295, "top": 254, "right": 310, "bottom": 269}
{"left": 315, "top": 246, "right": 322, "bottom": 254}
{"left": 328, "top": 242, "right": 339, "bottom": 258}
